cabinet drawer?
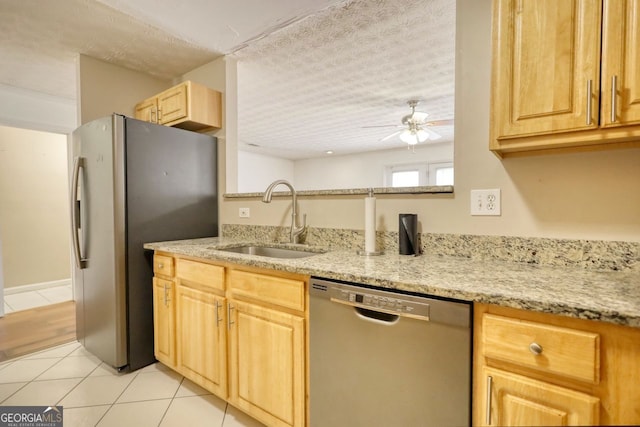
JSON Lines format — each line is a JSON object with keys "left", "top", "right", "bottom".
{"left": 227, "top": 270, "right": 305, "bottom": 312}
{"left": 154, "top": 254, "right": 174, "bottom": 277}
{"left": 176, "top": 259, "right": 225, "bottom": 291}
{"left": 482, "top": 314, "right": 600, "bottom": 383}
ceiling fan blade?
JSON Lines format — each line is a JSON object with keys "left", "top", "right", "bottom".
{"left": 361, "top": 124, "right": 402, "bottom": 128}
{"left": 380, "top": 130, "right": 402, "bottom": 142}
{"left": 425, "top": 119, "right": 454, "bottom": 127}
{"left": 423, "top": 127, "right": 442, "bottom": 140}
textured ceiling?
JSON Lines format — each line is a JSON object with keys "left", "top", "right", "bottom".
{"left": 235, "top": 0, "right": 455, "bottom": 159}
{"left": 0, "top": 0, "right": 455, "bottom": 159}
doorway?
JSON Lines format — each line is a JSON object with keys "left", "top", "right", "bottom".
{"left": 0, "top": 125, "right": 72, "bottom": 315}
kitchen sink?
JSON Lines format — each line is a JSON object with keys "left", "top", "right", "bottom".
{"left": 215, "top": 245, "right": 323, "bottom": 259}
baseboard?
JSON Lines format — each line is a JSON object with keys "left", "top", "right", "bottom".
{"left": 4, "top": 279, "right": 72, "bottom": 295}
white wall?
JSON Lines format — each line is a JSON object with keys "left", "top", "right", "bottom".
{"left": 220, "top": 0, "right": 640, "bottom": 242}
{"left": 0, "top": 126, "right": 71, "bottom": 288}
{"left": 293, "top": 143, "right": 453, "bottom": 190}
{"left": 238, "top": 151, "right": 294, "bottom": 192}
{"left": 0, "top": 83, "right": 77, "bottom": 134}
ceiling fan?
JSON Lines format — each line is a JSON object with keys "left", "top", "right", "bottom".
{"left": 364, "top": 100, "right": 454, "bottom": 146}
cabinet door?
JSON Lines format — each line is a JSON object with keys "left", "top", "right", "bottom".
{"left": 481, "top": 367, "right": 599, "bottom": 426}
{"left": 601, "top": 0, "right": 640, "bottom": 127}
{"left": 491, "top": 0, "right": 602, "bottom": 141}
{"left": 152, "top": 278, "right": 175, "bottom": 367}
{"left": 135, "top": 96, "right": 158, "bottom": 123}
{"left": 228, "top": 300, "right": 305, "bottom": 427}
{"left": 176, "top": 284, "right": 227, "bottom": 398}
{"left": 158, "top": 83, "right": 188, "bottom": 125}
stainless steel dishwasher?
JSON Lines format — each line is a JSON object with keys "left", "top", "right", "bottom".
{"left": 309, "top": 277, "right": 471, "bottom": 427}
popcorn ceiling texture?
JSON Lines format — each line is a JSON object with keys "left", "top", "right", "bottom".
{"left": 234, "top": 0, "right": 455, "bottom": 159}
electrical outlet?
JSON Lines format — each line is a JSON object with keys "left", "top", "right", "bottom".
{"left": 470, "top": 189, "right": 501, "bottom": 216}
{"left": 239, "top": 207, "right": 250, "bottom": 218}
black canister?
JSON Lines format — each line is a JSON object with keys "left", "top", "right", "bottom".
{"left": 399, "top": 213, "right": 419, "bottom": 255}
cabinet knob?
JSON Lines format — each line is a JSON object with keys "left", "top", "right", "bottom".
{"left": 158, "top": 263, "right": 164, "bottom": 269}
{"left": 529, "top": 342, "right": 543, "bottom": 355}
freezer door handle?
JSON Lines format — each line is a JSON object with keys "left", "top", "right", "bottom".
{"left": 71, "top": 156, "right": 87, "bottom": 269}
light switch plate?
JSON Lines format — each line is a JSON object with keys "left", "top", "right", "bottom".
{"left": 470, "top": 189, "right": 501, "bottom": 216}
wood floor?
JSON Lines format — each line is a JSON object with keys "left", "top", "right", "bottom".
{"left": 0, "top": 301, "right": 76, "bottom": 362}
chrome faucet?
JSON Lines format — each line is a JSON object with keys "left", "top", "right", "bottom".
{"left": 262, "top": 179, "right": 307, "bottom": 244}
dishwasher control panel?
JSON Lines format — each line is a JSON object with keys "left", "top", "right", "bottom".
{"left": 331, "top": 286, "right": 430, "bottom": 320}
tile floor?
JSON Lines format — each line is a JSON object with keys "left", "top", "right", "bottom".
{"left": 0, "top": 341, "right": 265, "bottom": 426}
{"left": 4, "top": 283, "right": 73, "bottom": 313}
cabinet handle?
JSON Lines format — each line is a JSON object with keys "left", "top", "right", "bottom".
{"left": 486, "top": 375, "right": 493, "bottom": 425}
{"left": 215, "top": 300, "right": 222, "bottom": 327}
{"left": 529, "top": 342, "right": 543, "bottom": 355}
{"left": 157, "top": 263, "right": 164, "bottom": 269}
{"left": 163, "top": 283, "right": 169, "bottom": 306}
{"left": 586, "top": 79, "right": 593, "bottom": 125}
{"left": 611, "top": 75, "right": 618, "bottom": 123}
{"left": 228, "top": 304, "right": 235, "bottom": 330}
{"left": 157, "top": 107, "right": 162, "bottom": 123}
{"left": 151, "top": 108, "right": 157, "bottom": 123}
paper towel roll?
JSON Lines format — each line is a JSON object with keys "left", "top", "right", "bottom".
{"left": 364, "top": 195, "right": 376, "bottom": 253}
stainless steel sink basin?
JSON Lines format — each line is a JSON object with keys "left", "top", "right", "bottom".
{"left": 216, "top": 245, "right": 322, "bottom": 259}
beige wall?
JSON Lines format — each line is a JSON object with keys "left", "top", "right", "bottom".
{"left": 219, "top": 0, "right": 640, "bottom": 242}
{"left": 78, "top": 55, "right": 170, "bottom": 124}
{"left": 0, "top": 126, "right": 71, "bottom": 287}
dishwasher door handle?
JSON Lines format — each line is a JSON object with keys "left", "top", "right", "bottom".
{"left": 329, "top": 297, "right": 428, "bottom": 323}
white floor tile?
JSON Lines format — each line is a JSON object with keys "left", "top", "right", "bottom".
{"left": 89, "top": 362, "right": 124, "bottom": 378}
{"left": 0, "top": 358, "right": 62, "bottom": 383}
{"left": 36, "top": 354, "right": 101, "bottom": 380}
{"left": 223, "top": 405, "right": 267, "bottom": 427}
{"left": 58, "top": 375, "right": 136, "bottom": 408}
{"left": 116, "top": 370, "right": 182, "bottom": 404}
{"left": 37, "top": 285, "right": 73, "bottom": 303}
{"left": 0, "top": 382, "right": 27, "bottom": 402}
{"left": 138, "top": 362, "right": 171, "bottom": 374}
{"left": 1, "top": 377, "right": 81, "bottom": 406}
{"left": 160, "top": 395, "right": 226, "bottom": 427}
{"left": 24, "top": 342, "right": 81, "bottom": 360}
{"left": 98, "top": 399, "right": 171, "bottom": 427}
{"left": 63, "top": 405, "right": 110, "bottom": 427}
{"left": 4, "top": 291, "right": 51, "bottom": 311}
{"left": 175, "top": 378, "right": 211, "bottom": 398}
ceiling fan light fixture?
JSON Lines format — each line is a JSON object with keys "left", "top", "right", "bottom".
{"left": 399, "top": 129, "right": 429, "bottom": 145}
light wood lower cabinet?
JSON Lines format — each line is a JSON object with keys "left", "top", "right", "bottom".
{"left": 175, "top": 284, "right": 227, "bottom": 397}
{"left": 482, "top": 367, "right": 599, "bottom": 426}
{"left": 151, "top": 252, "right": 308, "bottom": 427}
{"left": 152, "top": 277, "right": 175, "bottom": 368}
{"left": 228, "top": 300, "right": 305, "bottom": 427}
{"left": 474, "top": 303, "right": 640, "bottom": 426}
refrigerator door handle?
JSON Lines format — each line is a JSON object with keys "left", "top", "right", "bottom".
{"left": 71, "top": 156, "right": 87, "bottom": 269}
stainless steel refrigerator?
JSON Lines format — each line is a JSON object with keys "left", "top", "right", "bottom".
{"left": 70, "top": 114, "right": 218, "bottom": 371}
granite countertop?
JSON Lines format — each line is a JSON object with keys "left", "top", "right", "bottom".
{"left": 144, "top": 237, "right": 640, "bottom": 328}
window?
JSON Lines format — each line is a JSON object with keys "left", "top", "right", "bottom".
{"left": 385, "top": 161, "right": 453, "bottom": 187}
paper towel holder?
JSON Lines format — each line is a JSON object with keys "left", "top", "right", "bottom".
{"left": 358, "top": 188, "right": 383, "bottom": 256}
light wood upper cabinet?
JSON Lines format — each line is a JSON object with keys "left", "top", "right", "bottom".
{"left": 600, "top": 0, "right": 640, "bottom": 127}
{"left": 134, "top": 80, "right": 222, "bottom": 132}
{"left": 490, "top": 0, "right": 640, "bottom": 156}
